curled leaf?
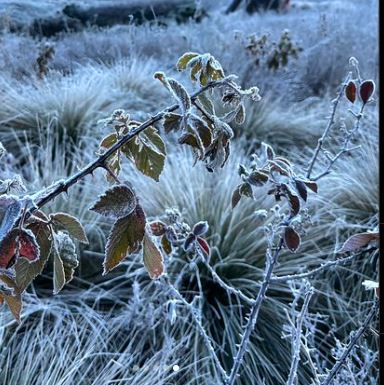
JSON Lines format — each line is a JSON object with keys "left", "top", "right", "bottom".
{"left": 338, "top": 232, "right": 379, "bottom": 253}
{"left": 50, "top": 212, "right": 88, "bottom": 244}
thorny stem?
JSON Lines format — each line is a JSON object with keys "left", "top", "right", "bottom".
{"left": 285, "top": 287, "right": 313, "bottom": 385}
{"left": 16, "top": 79, "right": 226, "bottom": 225}
{"left": 163, "top": 275, "right": 229, "bottom": 383}
{"left": 306, "top": 73, "right": 351, "bottom": 180}
{"left": 226, "top": 237, "right": 284, "bottom": 385}
{"left": 321, "top": 298, "right": 379, "bottom": 385}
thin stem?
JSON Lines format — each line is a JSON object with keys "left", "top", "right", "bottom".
{"left": 321, "top": 298, "right": 379, "bottom": 385}
{"left": 226, "top": 238, "right": 284, "bottom": 385}
{"left": 306, "top": 73, "right": 351, "bottom": 179}
{"left": 17, "top": 79, "right": 225, "bottom": 224}
{"left": 164, "top": 275, "right": 229, "bottom": 383}
{"left": 199, "top": 255, "right": 254, "bottom": 305}
{"left": 312, "top": 103, "right": 365, "bottom": 181}
{"left": 286, "top": 288, "right": 313, "bottom": 385}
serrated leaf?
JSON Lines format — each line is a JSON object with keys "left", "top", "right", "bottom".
{"left": 0, "top": 195, "right": 22, "bottom": 243}
{"left": 104, "top": 205, "right": 146, "bottom": 274}
{"left": 50, "top": 213, "right": 88, "bottom": 244}
{"left": 163, "top": 113, "right": 182, "bottom": 133}
{"left": 188, "top": 114, "right": 212, "bottom": 148}
{"left": 338, "top": 232, "right": 379, "bottom": 253}
{"left": 105, "top": 151, "right": 122, "bottom": 182}
{"left": 90, "top": 184, "right": 137, "bottom": 219}
{"left": 123, "top": 128, "right": 166, "bottom": 182}
{"left": 176, "top": 52, "right": 199, "bottom": 70}
{"left": 198, "top": 93, "right": 215, "bottom": 114}
{"left": 284, "top": 227, "right": 301, "bottom": 252}
{"left": 15, "top": 220, "right": 52, "bottom": 293}
{"left": 143, "top": 232, "right": 164, "bottom": 279}
{"left": 0, "top": 229, "right": 40, "bottom": 269}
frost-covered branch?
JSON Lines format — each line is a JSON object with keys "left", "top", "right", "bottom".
{"left": 321, "top": 298, "right": 379, "bottom": 385}
{"left": 226, "top": 237, "right": 284, "bottom": 385}
{"left": 285, "top": 282, "right": 314, "bottom": 385}
{"left": 306, "top": 72, "right": 351, "bottom": 179}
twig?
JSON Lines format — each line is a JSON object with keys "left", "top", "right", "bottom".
{"left": 306, "top": 73, "right": 351, "bottom": 179}
{"left": 285, "top": 286, "right": 314, "bottom": 385}
{"left": 226, "top": 237, "right": 284, "bottom": 385}
{"left": 312, "top": 103, "right": 365, "bottom": 181}
{"left": 271, "top": 247, "right": 376, "bottom": 283}
{"left": 321, "top": 298, "right": 379, "bottom": 385}
{"left": 163, "top": 275, "right": 229, "bottom": 383}
{"left": 198, "top": 255, "right": 255, "bottom": 305}
{"left": 16, "top": 79, "right": 226, "bottom": 225}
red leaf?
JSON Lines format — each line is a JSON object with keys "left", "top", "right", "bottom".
{"left": 359, "top": 80, "right": 375, "bottom": 104}
{"left": 338, "top": 232, "right": 379, "bottom": 253}
{"left": 345, "top": 80, "right": 357, "bottom": 103}
{"left": 0, "top": 229, "right": 40, "bottom": 268}
{"left": 284, "top": 227, "right": 301, "bottom": 252}
{"left": 149, "top": 221, "right": 166, "bottom": 236}
{"left": 197, "top": 237, "right": 211, "bottom": 258}
{"left": 304, "top": 181, "right": 318, "bottom": 193}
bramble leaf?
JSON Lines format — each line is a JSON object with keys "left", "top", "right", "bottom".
{"left": 50, "top": 212, "right": 88, "bottom": 244}
{"left": 104, "top": 205, "right": 146, "bottom": 274}
{"left": 0, "top": 229, "right": 40, "bottom": 269}
{"left": 90, "top": 184, "right": 137, "bottom": 219}
{"left": 123, "top": 127, "right": 166, "bottom": 181}
{"left": 53, "top": 232, "right": 78, "bottom": 294}
{"left": 15, "top": 218, "right": 53, "bottom": 293}
{"left": 0, "top": 195, "right": 22, "bottom": 243}
{"left": 143, "top": 232, "right": 164, "bottom": 279}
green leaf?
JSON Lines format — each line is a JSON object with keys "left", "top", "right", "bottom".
{"left": 15, "top": 219, "right": 53, "bottom": 293}
{"left": 176, "top": 52, "right": 199, "bottom": 70}
{"left": 104, "top": 205, "right": 146, "bottom": 274}
{"left": 0, "top": 292, "right": 22, "bottom": 322}
{"left": 50, "top": 213, "right": 88, "bottom": 244}
{"left": 100, "top": 133, "right": 118, "bottom": 149}
{"left": 143, "top": 232, "right": 164, "bottom": 279}
{"left": 53, "top": 249, "right": 66, "bottom": 295}
{"left": 163, "top": 113, "right": 182, "bottom": 133}
{"left": 123, "top": 128, "right": 166, "bottom": 182}
{"left": 90, "top": 184, "right": 137, "bottom": 219}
